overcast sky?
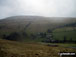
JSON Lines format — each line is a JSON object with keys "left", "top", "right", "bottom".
{"left": 0, "top": 0, "right": 76, "bottom": 19}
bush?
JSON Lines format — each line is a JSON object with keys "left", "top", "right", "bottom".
{"left": 3, "top": 32, "right": 20, "bottom": 41}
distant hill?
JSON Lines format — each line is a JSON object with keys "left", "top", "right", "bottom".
{"left": 0, "top": 16, "right": 76, "bottom": 41}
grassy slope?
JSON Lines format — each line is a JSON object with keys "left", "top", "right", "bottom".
{"left": 0, "top": 16, "right": 76, "bottom": 34}
{"left": 0, "top": 39, "right": 76, "bottom": 57}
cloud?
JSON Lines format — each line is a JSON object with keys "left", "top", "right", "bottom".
{"left": 0, "top": 0, "right": 76, "bottom": 19}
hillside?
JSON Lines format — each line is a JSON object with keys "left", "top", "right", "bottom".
{"left": 0, "top": 16, "right": 76, "bottom": 42}
{"left": 0, "top": 16, "right": 76, "bottom": 33}
{"left": 0, "top": 39, "right": 76, "bottom": 57}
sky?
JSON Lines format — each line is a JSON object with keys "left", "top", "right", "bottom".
{"left": 0, "top": 0, "right": 76, "bottom": 19}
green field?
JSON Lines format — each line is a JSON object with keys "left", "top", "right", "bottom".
{"left": 53, "top": 27, "right": 76, "bottom": 41}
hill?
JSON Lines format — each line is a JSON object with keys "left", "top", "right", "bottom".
{"left": 0, "top": 16, "right": 76, "bottom": 42}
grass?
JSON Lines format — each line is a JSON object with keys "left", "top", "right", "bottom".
{"left": 0, "top": 39, "right": 76, "bottom": 57}
{"left": 46, "top": 43, "right": 76, "bottom": 47}
{"left": 53, "top": 27, "right": 76, "bottom": 41}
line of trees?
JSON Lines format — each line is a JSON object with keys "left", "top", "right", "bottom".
{"left": 43, "top": 36, "right": 76, "bottom": 44}
{"left": 2, "top": 32, "right": 28, "bottom": 41}
{"left": 3, "top": 32, "right": 20, "bottom": 41}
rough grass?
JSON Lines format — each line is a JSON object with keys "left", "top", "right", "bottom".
{"left": 0, "top": 39, "right": 76, "bottom": 57}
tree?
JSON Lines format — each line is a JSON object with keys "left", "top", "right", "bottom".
{"left": 63, "top": 36, "right": 67, "bottom": 43}
{"left": 40, "top": 32, "right": 46, "bottom": 38}
{"left": 31, "top": 34, "right": 36, "bottom": 40}
{"left": 47, "top": 29, "right": 52, "bottom": 33}
{"left": 69, "top": 37, "right": 73, "bottom": 43}
{"left": 22, "top": 32, "right": 28, "bottom": 37}
{"left": 2, "top": 34, "right": 7, "bottom": 39}
{"left": 4, "top": 32, "right": 20, "bottom": 41}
